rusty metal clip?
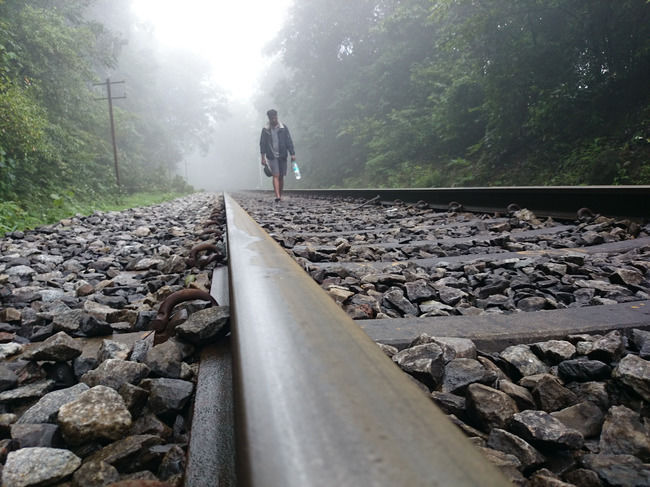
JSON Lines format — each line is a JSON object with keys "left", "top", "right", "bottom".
{"left": 188, "top": 242, "right": 221, "bottom": 268}
{"left": 149, "top": 289, "right": 218, "bottom": 344}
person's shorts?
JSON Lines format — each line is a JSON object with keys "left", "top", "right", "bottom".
{"left": 268, "top": 158, "right": 287, "bottom": 176}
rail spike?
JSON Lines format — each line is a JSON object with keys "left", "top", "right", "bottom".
{"left": 507, "top": 203, "right": 521, "bottom": 214}
{"left": 448, "top": 200, "right": 464, "bottom": 212}
{"left": 149, "top": 288, "right": 219, "bottom": 344}
{"left": 187, "top": 242, "right": 221, "bottom": 268}
{"left": 577, "top": 207, "right": 595, "bottom": 222}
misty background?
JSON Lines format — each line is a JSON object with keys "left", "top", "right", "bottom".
{"left": 1, "top": 0, "right": 649, "bottom": 219}
{"left": 86, "top": 0, "right": 292, "bottom": 192}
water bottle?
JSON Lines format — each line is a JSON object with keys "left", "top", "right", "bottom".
{"left": 292, "top": 161, "right": 301, "bottom": 180}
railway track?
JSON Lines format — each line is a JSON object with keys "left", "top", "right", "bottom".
{"left": 1, "top": 187, "right": 649, "bottom": 486}
{"left": 194, "top": 188, "right": 650, "bottom": 487}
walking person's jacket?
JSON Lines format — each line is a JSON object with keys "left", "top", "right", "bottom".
{"left": 260, "top": 122, "right": 295, "bottom": 161}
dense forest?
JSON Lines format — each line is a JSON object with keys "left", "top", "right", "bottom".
{"left": 0, "top": 0, "right": 224, "bottom": 231}
{"left": 266, "top": 0, "right": 650, "bottom": 188}
{"left": 1, "top": 0, "right": 649, "bottom": 231}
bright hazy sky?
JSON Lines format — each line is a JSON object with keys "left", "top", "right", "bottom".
{"left": 131, "top": 0, "right": 292, "bottom": 100}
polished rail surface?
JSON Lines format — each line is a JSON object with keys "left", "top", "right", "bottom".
{"left": 224, "top": 193, "right": 510, "bottom": 486}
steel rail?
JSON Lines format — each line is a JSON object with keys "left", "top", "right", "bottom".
{"left": 224, "top": 193, "right": 510, "bottom": 486}
{"left": 271, "top": 186, "right": 650, "bottom": 220}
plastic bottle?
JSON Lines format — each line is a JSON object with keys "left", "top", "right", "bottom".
{"left": 292, "top": 161, "right": 301, "bottom": 180}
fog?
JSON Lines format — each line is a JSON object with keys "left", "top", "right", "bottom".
{"left": 86, "top": 0, "right": 295, "bottom": 192}
{"left": 183, "top": 102, "right": 266, "bottom": 192}
{"left": 133, "top": 0, "right": 294, "bottom": 191}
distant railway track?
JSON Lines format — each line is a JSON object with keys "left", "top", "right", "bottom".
{"left": 191, "top": 186, "right": 650, "bottom": 486}
{"left": 237, "top": 188, "right": 650, "bottom": 345}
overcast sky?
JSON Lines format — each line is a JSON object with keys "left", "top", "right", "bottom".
{"left": 131, "top": 0, "right": 292, "bottom": 101}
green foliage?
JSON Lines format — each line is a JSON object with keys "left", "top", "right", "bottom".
{"left": 264, "top": 0, "right": 650, "bottom": 187}
{"left": 0, "top": 0, "right": 215, "bottom": 218}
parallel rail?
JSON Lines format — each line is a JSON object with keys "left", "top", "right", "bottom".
{"left": 277, "top": 186, "right": 650, "bottom": 220}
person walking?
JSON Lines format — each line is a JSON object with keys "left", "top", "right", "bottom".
{"left": 260, "top": 109, "right": 296, "bottom": 202}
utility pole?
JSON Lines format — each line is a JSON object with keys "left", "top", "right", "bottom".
{"left": 94, "top": 78, "right": 126, "bottom": 187}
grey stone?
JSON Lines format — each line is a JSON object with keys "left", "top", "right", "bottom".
{"left": 71, "top": 460, "right": 120, "bottom": 487}
{"left": 477, "top": 356, "right": 508, "bottom": 381}
{"left": 500, "top": 345, "right": 549, "bottom": 379}
{"left": 612, "top": 354, "right": 650, "bottom": 401}
{"left": 530, "top": 340, "right": 576, "bottom": 364}
{"left": 0, "top": 363, "right": 18, "bottom": 392}
{"left": 97, "top": 339, "right": 131, "bottom": 362}
{"left": 144, "top": 338, "right": 194, "bottom": 379}
{"left": 516, "top": 296, "right": 548, "bottom": 312}
{"left": 81, "top": 359, "right": 150, "bottom": 390}
{"left": 632, "top": 328, "right": 650, "bottom": 359}
{"left": 175, "top": 306, "right": 230, "bottom": 344}
{"left": 550, "top": 401, "right": 604, "bottom": 438}
{"left": 466, "top": 383, "right": 519, "bottom": 432}
{"left": 83, "top": 300, "right": 122, "bottom": 322}
{"left": 531, "top": 375, "right": 578, "bottom": 412}
{"left": 119, "top": 383, "right": 149, "bottom": 419}
{"left": 498, "top": 380, "right": 536, "bottom": 410}
{"left": 139, "top": 378, "right": 194, "bottom": 416}
{"left": 487, "top": 428, "right": 545, "bottom": 471}
{"left": 392, "top": 343, "right": 445, "bottom": 389}
{"left": 561, "top": 468, "right": 602, "bottom": 487}
{"left": 43, "top": 361, "right": 76, "bottom": 388}
{"left": 133, "top": 257, "right": 165, "bottom": 271}
{"left": 128, "top": 413, "right": 172, "bottom": 440}
{"left": 581, "top": 454, "right": 650, "bottom": 487}
{"left": 52, "top": 309, "right": 85, "bottom": 334}
{"left": 418, "top": 299, "right": 454, "bottom": 315}
{"left": 383, "top": 287, "right": 419, "bottom": 315}
{"left": 437, "top": 285, "right": 467, "bottom": 306}
{"left": 58, "top": 385, "right": 132, "bottom": 444}
{"left": 130, "top": 335, "right": 154, "bottom": 363}
{"left": 509, "top": 410, "right": 584, "bottom": 449}
{"left": 565, "top": 381, "right": 610, "bottom": 411}
{"left": 85, "top": 434, "right": 163, "bottom": 473}
{"left": 587, "top": 330, "right": 625, "bottom": 363}
{"left": 558, "top": 359, "right": 611, "bottom": 382}
{"left": 430, "top": 392, "right": 466, "bottom": 418}
{"left": 78, "top": 315, "right": 113, "bottom": 337}
{"left": 73, "top": 355, "right": 98, "bottom": 379}
{"left": 442, "top": 358, "right": 495, "bottom": 394}
{"left": 424, "top": 336, "right": 477, "bottom": 362}
{"left": 448, "top": 414, "right": 488, "bottom": 440}
{"left": 18, "top": 383, "right": 89, "bottom": 424}
{"left": 610, "top": 268, "right": 644, "bottom": 286}
{"left": 5, "top": 265, "right": 36, "bottom": 277}
{"left": 2, "top": 447, "right": 81, "bottom": 487}
{"left": 158, "top": 444, "right": 185, "bottom": 480}
{"left": 0, "top": 379, "right": 54, "bottom": 404}
{"left": 24, "top": 331, "right": 82, "bottom": 362}
{"left": 10, "top": 423, "right": 61, "bottom": 448}
{"left": 404, "top": 279, "right": 435, "bottom": 302}
{"left": 477, "top": 279, "right": 509, "bottom": 298}
{"left": 528, "top": 468, "right": 574, "bottom": 487}
{"left": 598, "top": 405, "right": 650, "bottom": 460}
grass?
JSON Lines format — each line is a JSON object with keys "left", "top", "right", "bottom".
{"left": 0, "top": 190, "right": 194, "bottom": 236}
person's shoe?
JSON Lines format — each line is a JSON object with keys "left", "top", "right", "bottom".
{"left": 274, "top": 198, "right": 281, "bottom": 202}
